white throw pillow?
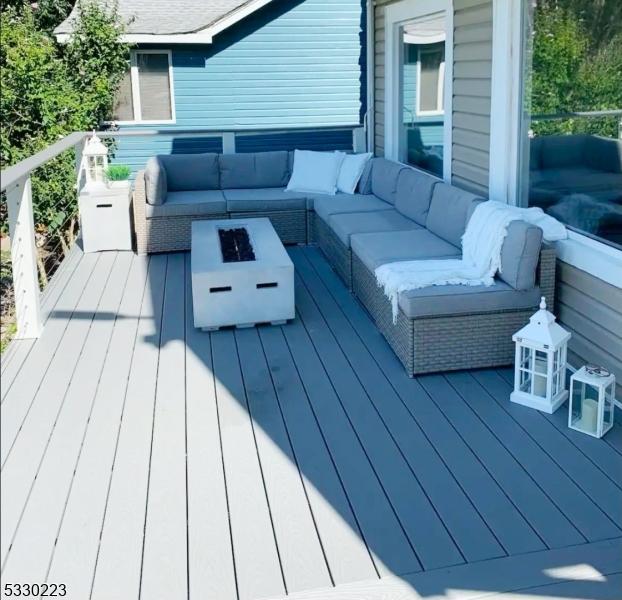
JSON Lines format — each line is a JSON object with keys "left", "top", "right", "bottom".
{"left": 286, "top": 150, "right": 346, "bottom": 195}
{"left": 336, "top": 152, "right": 373, "bottom": 194}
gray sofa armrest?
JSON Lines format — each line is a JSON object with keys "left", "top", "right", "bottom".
{"left": 133, "top": 170, "right": 148, "bottom": 255}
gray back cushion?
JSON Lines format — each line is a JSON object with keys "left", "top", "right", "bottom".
{"left": 539, "top": 135, "right": 588, "bottom": 169}
{"left": 358, "top": 158, "right": 374, "bottom": 194}
{"left": 585, "top": 136, "right": 622, "bottom": 174}
{"left": 499, "top": 221, "right": 543, "bottom": 290}
{"left": 220, "top": 151, "right": 290, "bottom": 189}
{"left": 370, "top": 158, "right": 407, "bottom": 204}
{"left": 394, "top": 168, "right": 437, "bottom": 225}
{"left": 159, "top": 153, "right": 219, "bottom": 191}
{"left": 144, "top": 156, "right": 168, "bottom": 206}
{"left": 427, "top": 183, "right": 485, "bottom": 247}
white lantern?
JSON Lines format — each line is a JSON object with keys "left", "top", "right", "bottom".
{"left": 568, "top": 366, "right": 615, "bottom": 438}
{"left": 510, "top": 297, "right": 571, "bottom": 413}
{"left": 82, "top": 131, "right": 109, "bottom": 188}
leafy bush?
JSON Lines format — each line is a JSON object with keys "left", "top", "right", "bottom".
{"left": 105, "top": 164, "right": 131, "bottom": 181}
{"left": 0, "top": 1, "right": 130, "bottom": 239}
{"left": 530, "top": 1, "right": 622, "bottom": 138}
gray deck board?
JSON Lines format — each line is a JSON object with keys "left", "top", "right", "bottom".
{"left": 90, "top": 254, "right": 167, "bottom": 600}
{"left": 448, "top": 371, "right": 619, "bottom": 541}
{"left": 2, "top": 247, "right": 621, "bottom": 600}
{"left": 258, "top": 325, "right": 378, "bottom": 585}
{"left": 141, "top": 253, "right": 188, "bottom": 600}
{"left": 293, "top": 249, "right": 507, "bottom": 563}
{"left": 496, "top": 368, "right": 622, "bottom": 487}
{"left": 183, "top": 254, "right": 237, "bottom": 600}
{"left": 1, "top": 252, "right": 134, "bottom": 584}
{"left": 1, "top": 244, "right": 82, "bottom": 397}
{"left": 300, "top": 247, "right": 552, "bottom": 555}
{"left": 474, "top": 369, "right": 622, "bottom": 526}
{"left": 1, "top": 252, "right": 115, "bottom": 567}
{"left": 235, "top": 327, "right": 332, "bottom": 593}
{"left": 47, "top": 255, "right": 150, "bottom": 599}
{"left": 211, "top": 329, "right": 286, "bottom": 600}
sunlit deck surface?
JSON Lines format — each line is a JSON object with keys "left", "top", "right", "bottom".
{"left": 1, "top": 245, "right": 621, "bottom": 600}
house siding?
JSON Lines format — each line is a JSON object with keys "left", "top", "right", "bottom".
{"left": 557, "top": 263, "right": 622, "bottom": 400}
{"left": 113, "top": 0, "right": 365, "bottom": 174}
{"left": 373, "top": 0, "right": 492, "bottom": 194}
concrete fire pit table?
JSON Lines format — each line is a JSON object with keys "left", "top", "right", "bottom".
{"left": 191, "top": 218, "right": 295, "bottom": 331}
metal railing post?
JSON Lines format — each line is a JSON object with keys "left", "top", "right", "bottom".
{"left": 6, "top": 176, "right": 43, "bottom": 339}
{"left": 222, "top": 132, "right": 236, "bottom": 154}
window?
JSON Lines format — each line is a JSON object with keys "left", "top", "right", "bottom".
{"left": 385, "top": 0, "right": 451, "bottom": 180}
{"left": 417, "top": 43, "right": 445, "bottom": 115}
{"left": 113, "top": 50, "right": 175, "bottom": 123}
{"left": 519, "top": 0, "right": 622, "bottom": 250}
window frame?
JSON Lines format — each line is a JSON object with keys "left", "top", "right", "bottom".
{"left": 114, "top": 49, "right": 176, "bottom": 125}
{"left": 488, "top": 0, "right": 622, "bottom": 287}
{"left": 416, "top": 44, "right": 446, "bottom": 117}
{"left": 384, "top": 0, "right": 453, "bottom": 182}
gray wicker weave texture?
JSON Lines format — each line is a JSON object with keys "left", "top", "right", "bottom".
{"left": 133, "top": 170, "right": 308, "bottom": 253}
{"left": 352, "top": 245, "right": 557, "bottom": 376}
{"left": 315, "top": 216, "right": 353, "bottom": 289}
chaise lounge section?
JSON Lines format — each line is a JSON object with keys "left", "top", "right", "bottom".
{"left": 132, "top": 150, "right": 556, "bottom": 376}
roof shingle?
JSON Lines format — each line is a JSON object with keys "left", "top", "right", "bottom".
{"left": 55, "top": 0, "right": 262, "bottom": 35}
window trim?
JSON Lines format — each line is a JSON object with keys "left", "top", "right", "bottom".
{"left": 416, "top": 45, "right": 445, "bottom": 117}
{"left": 384, "top": 0, "right": 453, "bottom": 182}
{"left": 115, "top": 49, "right": 176, "bottom": 125}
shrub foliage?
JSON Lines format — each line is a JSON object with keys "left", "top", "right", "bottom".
{"left": 0, "top": 1, "right": 129, "bottom": 241}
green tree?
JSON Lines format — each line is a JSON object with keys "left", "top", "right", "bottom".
{"left": 530, "top": 1, "right": 622, "bottom": 137}
{"left": 1, "top": 1, "right": 129, "bottom": 244}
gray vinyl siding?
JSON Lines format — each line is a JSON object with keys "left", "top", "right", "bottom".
{"left": 556, "top": 262, "right": 622, "bottom": 400}
{"left": 450, "top": 0, "right": 492, "bottom": 195}
{"left": 373, "top": 0, "right": 492, "bottom": 195}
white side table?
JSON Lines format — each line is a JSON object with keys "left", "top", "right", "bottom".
{"left": 78, "top": 182, "right": 132, "bottom": 253}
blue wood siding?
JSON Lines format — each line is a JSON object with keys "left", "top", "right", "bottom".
{"left": 112, "top": 0, "right": 365, "bottom": 174}
{"left": 402, "top": 43, "right": 444, "bottom": 148}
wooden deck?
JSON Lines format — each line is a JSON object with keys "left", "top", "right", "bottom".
{"left": 1, "top": 245, "right": 621, "bottom": 600}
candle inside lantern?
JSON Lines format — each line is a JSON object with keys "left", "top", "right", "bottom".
{"left": 533, "top": 357, "right": 547, "bottom": 396}
{"left": 579, "top": 398, "right": 599, "bottom": 433}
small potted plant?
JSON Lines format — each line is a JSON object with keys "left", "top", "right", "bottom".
{"left": 105, "top": 164, "right": 131, "bottom": 189}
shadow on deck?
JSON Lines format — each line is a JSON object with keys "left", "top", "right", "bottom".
{"left": 1, "top": 245, "right": 621, "bottom": 600}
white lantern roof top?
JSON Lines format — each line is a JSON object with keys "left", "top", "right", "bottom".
{"left": 512, "top": 297, "right": 571, "bottom": 349}
{"left": 571, "top": 365, "right": 615, "bottom": 388}
{"left": 83, "top": 131, "right": 108, "bottom": 157}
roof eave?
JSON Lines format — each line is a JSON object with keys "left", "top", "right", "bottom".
{"left": 54, "top": 0, "right": 275, "bottom": 45}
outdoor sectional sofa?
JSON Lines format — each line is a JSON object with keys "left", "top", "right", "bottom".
{"left": 133, "top": 150, "right": 556, "bottom": 376}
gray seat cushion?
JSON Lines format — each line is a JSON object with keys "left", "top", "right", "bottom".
{"left": 426, "top": 183, "right": 485, "bottom": 247}
{"left": 219, "top": 151, "right": 290, "bottom": 190}
{"left": 351, "top": 229, "right": 460, "bottom": 271}
{"left": 223, "top": 188, "right": 306, "bottom": 212}
{"left": 145, "top": 190, "right": 227, "bottom": 218}
{"left": 398, "top": 281, "right": 542, "bottom": 319}
{"left": 394, "top": 168, "right": 438, "bottom": 225}
{"left": 144, "top": 157, "right": 167, "bottom": 206}
{"left": 499, "top": 221, "right": 543, "bottom": 290}
{"left": 159, "top": 153, "right": 220, "bottom": 191}
{"left": 313, "top": 193, "right": 393, "bottom": 222}
{"left": 328, "top": 210, "right": 422, "bottom": 246}
{"left": 370, "top": 158, "right": 408, "bottom": 204}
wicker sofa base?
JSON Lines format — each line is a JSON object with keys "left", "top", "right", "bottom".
{"left": 230, "top": 209, "right": 307, "bottom": 245}
{"left": 316, "top": 216, "right": 353, "bottom": 289}
{"left": 352, "top": 253, "right": 554, "bottom": 376}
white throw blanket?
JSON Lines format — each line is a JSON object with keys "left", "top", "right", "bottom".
{"left": 375, "top": 201, "right": 567, "bottom": 322}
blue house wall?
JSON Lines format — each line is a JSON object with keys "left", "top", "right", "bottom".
{"left": 402, "top": 43, "right": 444, "bottom": 149}
{"left": 112, "top": 0, "right": 366, "bottom": 174}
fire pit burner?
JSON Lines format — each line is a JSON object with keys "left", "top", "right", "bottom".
{"left": 218, "top": 227, "right": 256, "bottom": 262}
